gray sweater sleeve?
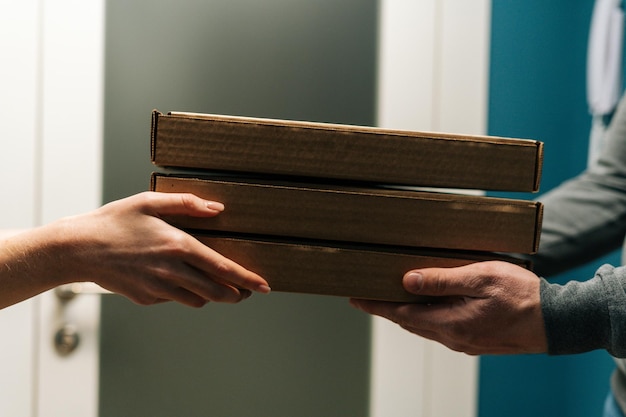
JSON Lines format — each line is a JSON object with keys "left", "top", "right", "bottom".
{"left": 541, "top": 265, "right": 626, "bottom": 357}
{"left": 535, "top": 94, "right": 626, "bottom": 356}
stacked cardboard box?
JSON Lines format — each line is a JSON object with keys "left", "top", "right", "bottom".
{"left": 150, "top": 110, "right": 544, "bottom": 302}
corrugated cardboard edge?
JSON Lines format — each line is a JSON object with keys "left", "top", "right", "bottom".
{"left": 169, "top": 110, "right": 537, "bottom": 147}
{"left": 166, "top": 112, "right": 542, "bottom": 151}
{"left": 534, "top": 141, "right": 545, "bottom": 193}
{"left": 533, "top": 202, "right": 544, "bottom": 253}
{"left": 150, "top": 109, "right": 161, "bottom": 163}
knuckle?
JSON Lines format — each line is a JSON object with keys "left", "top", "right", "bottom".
{"left": 433, "top": 274, "right": 448, "bottom": 294}
{"left": 464, "top": 261, "right": 502, "bottom": 291}
{"left": 132, "top": 292, "right": 159, "bottom": 306}
{"left": 209, "top": 287, "right": 236, "bottom": 303}
{"left": 442, "top": 316, "right": 475, "bottom": 343}
{"left": 190, "top": 299, "right": 208, "bottom": 308}
{"left": 445, "top": 323, "right": 486, "bottom": 354}
{"left": 210, "top": 292, "right": 230, "bottom": 303}
{"left": 444, "top": 340, "right": 468, "bottom": 354}
{"left": 213, "top": 259, "right": 234, "bottom": 277}
{"left": 162, "top": 232, "right": 192, "bottom": 257}
{"left": 135, "top": 191, "right": 157, "bottom": 207}
{"left": 445, "top": 320, "right": 466, "bottom": 339}
{"left": 179, "top": 193, "right": 199, "bottom": 211}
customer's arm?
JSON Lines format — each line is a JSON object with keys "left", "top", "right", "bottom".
{"left": 0, "top": 192, "right": 270, "bottom": 309}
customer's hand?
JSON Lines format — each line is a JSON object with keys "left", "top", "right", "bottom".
{"left": 0, "top": 192, "right": 270, "bottom": 308}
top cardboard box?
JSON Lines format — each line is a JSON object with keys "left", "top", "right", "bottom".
{"left": 151, "top": 110, "right": 544, "bottom": 192}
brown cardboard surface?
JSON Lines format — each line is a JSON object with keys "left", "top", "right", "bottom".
{"left": 195, "top": 233, "right": 532, "bottom": 302}
{"left": 151, "top": 110, "right": 544, "bottom": 192}
{"left": 152, "top": 173, "right": 543, "bottom": 254}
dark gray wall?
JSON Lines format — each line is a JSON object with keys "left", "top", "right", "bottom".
{"left": 100, "top": 1, "right": 378, "bottom": 416}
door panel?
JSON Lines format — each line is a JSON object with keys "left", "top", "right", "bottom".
{"left": 100, "top": 1, "right": 376, "bottom": 416}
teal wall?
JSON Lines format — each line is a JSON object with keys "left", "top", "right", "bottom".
{"left": 481, "top": 1, "right": 620, "bottom": 416}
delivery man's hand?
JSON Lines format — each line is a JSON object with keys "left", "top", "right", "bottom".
{"left": 350, "top": 261, "right": 547, "bottom": 355}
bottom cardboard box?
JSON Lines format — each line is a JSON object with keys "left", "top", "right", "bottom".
{"left": 194, "top": 233, "right": 531, "bottom": 303}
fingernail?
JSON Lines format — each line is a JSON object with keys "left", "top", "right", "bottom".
{"left": 404, "top": 272, "right": 424, "bottom": 292}
{"left": 257, "top": 284, "right": 272, "bottom": 294}
{"left": 206, "top": 201, "right": 225, "bottom": 212}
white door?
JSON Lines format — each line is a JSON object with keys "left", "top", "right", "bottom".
{"left": 371, "top": 1, "right": 490, "bottom": 416}
{"left": 0, "top": 0, "right": 104, "bottom": 415}
{"left": 0, "top": 1, "right": 490, "bottom": 415}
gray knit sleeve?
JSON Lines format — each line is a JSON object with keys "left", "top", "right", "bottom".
{"left": 541, "top": 264, "right": 626, "bottom": 357}
{"left": 531, "top": 93, "right": 626, "bottom": 277}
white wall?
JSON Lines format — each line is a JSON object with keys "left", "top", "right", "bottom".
{"left": 0, "top": 2, "right": 41, "bottom": 415}
{"left": 0, "top": 1, "right": 104, "bottom": 415}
